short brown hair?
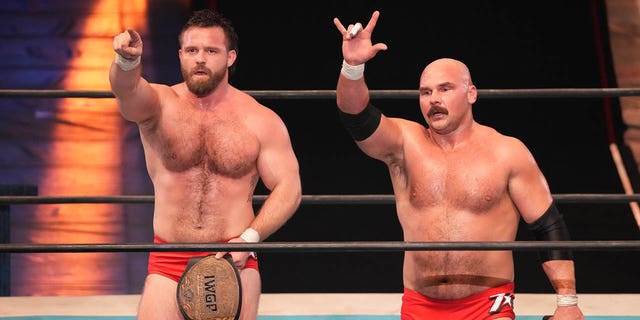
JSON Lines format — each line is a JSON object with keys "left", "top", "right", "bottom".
{"left": 179, "top": 9, "right": 239, "bottom": 74}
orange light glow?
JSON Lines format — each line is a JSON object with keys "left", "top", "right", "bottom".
{"left": 11, "top": 0, "right": 148, "bottom": 296}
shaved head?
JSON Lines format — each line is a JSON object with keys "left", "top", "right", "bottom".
{"left": 422, "top": 58, "right": 473, "bottom": 89}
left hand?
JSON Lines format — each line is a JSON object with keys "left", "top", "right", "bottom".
{"left": 549, "top": 305, "right": 584, "bottom": 320}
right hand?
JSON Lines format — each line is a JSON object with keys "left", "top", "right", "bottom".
{"left": 333, "top": 10, "right": 388, "bottom": 66}
{"left": 113, "top": 29, "right": 143, "bottom": 60}
{"left": 214, "top": 237, "right": 253, "bottom": 269}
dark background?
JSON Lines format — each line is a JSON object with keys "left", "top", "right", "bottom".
{"left": 3, "top": 0, "right": 638, "bottom": 295}
{"left": 172, "top": 1, "right": 640, "bottom": 294}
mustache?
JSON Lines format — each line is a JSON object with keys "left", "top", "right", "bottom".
{"left": 191, "top": 66, "right": 211, "bottom": 75}
{"left": 427, "top": 105, "right": 448, "bottom": 117}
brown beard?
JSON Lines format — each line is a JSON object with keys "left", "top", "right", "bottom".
{"left": 182, "top": 65, "right": 227, "bottom": 97}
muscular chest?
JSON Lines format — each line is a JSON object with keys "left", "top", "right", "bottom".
{"left": 405, "top": 149, "right": 509, "bottom": 211}
{"left": 149, "top": 107, "right": 259, "bottom": 177}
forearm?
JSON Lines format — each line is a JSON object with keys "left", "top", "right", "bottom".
{"left": 542, "top": 260, "right": 577, "bottom": 294}
{"left": 109, "top": 59, "right": 143, "bottom": 100}
{"left": 109, "top": 60, "right": 159, "bottom": 122}
{"left": 248, "top": 179, "right": 301, "bottom": 241}
{"left": 543, "top": 260, "right": 584, "bottom": 318}
{"left": 336, "top": 64, "right": 370, "bottom": 114}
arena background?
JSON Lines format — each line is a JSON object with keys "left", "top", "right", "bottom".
{"left": 0, "top": 0, "right": 638, "bottom": 297}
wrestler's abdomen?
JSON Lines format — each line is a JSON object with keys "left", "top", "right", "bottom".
{"left": 395, "top": 146, "right": 519, "bottom": 299}
{"left": 142, "top": 110, "right": 260, "bottom": 242}
{"left": 399, "top": 199, "right": 518, "bottom": 298}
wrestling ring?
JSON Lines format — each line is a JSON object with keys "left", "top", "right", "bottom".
{"left": 1, "top": 88, "right": 640, "bottom": 319}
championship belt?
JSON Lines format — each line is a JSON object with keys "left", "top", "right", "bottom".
{"left": 177, "top": 255, "right": 242, "bottom": 320}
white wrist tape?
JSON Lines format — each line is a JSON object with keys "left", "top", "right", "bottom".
{"left": 341, "top": 60, "right": 365, "bottom": 80}
{"left": 240, "top": 228, "right": 260, "bottom": 243}
{"left": 115, "top": 53, "right": 141, "bottom": 71}
{"left": 557, "top": 294, "right": 578, "bottom": 307}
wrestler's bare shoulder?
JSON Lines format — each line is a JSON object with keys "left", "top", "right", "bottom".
{"left": 227, "top": 87, "right": 288, "bottom": 127}
{"left": 481, "top": 124, "right": 526, "bottom": 144}
{"left": 229, "top": 87, "right": 276, "bottom": 112}
{"left": 387, "top": 117, "right": 428, "bottom": 135}
{"left": 151, "top": 82, "right": 180, "bottom": 97}
{"left": 475, "top": 124, "right": 532, "bottom": 157}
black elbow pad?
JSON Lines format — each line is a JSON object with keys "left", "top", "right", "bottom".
{"left": 527, "top": 202, "right": 574, "bottom": 262}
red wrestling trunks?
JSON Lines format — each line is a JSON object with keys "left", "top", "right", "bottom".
{"left": 148, "top": 235, "right": 259, "bottom": 282}
{"left": 401, "top": 282, "right": 515, "bottom": 320}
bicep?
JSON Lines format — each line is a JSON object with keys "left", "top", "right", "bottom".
{"left": 356, "top": 115, "right": 404, "bottom": 162}
{"left": 256, "top": 119, "right": 300, "bottom": 191}
{"left": 116, "top": 80, "right": 163, "bottom": 123}
{"left": 507, "top": 140, "right": 554, "bottom": 223}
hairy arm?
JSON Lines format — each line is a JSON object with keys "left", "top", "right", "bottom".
{"left": 109, "top": 29, "right": 161, "bottom": 123}
{"left": 250, "top": 110, "right": 302, "bottom": 241}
